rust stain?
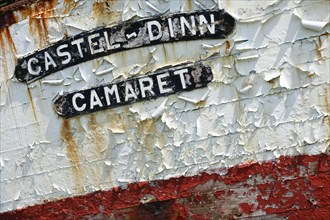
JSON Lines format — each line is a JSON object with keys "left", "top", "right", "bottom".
{"left": 93, "top": 1, "right": 105, "bottom": 16}
{"left": 61, "top": 119, "right": 84, "bottom": 193}
{"left": 64, "top": 0, "right": 73, "bottom": 5}
{"left": 187, "top": 0, "right": 194, "bottom": 11}
{"left": 225, "top": 40, "right": 231, "bottom": 55}
{"left": 108, "top": 113, "right": 127, "bottom": 134}
{"left": 0, "top": 0, "right": 44, "bottom": 14}
{"left": 0, "top": 32, "right": 9, "bottom": 80}
{"left": 268, "top": 78, "right": 277, "bottom": 88}
{"left": 23, "top": 0, "right": 56, "bottom": 47}
{"left": 136, "top": 119, "right": 157, "bottom": 154}
{"left": 27, "top": 87, "right": 39, "bottom": 125}
{"left": 0, "top": 11, "right": 17, "bottom": 29}
{"left": 63, "top": 0, "right": 80, "bottom": 15}
{"left": 74, "top": 117, "right": 85, "bottom": 133}
{"left": 315, "top": 36, "right": 322, "bottom": 60}
{"left": 88, "top": 114, "right": 106, "bottom": 155}
{"left": 0, "top": 27, "right": 16, "bottom": 80}
{"left": 2, "top": 27, "right": 17, "bottom": 54}
{"left": 92, "top": 0, "right": 121, "bottom": 26}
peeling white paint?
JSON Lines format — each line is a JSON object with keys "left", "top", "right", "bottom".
{"left": 0, "top": 0, "right": 329, "bottom": 213}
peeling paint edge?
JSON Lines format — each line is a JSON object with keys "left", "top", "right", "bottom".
{"left": 0, "top": 0, "right": 43, "bottom": 14}
{"left": 1, "top": 153, "right": 329, "bottom": 219}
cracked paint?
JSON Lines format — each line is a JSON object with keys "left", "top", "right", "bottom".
{"left": 0, "top": 0, "right": 329, "bottom": 218}
{"left": 1, "top": 154, "right": 329, "bottom": 219}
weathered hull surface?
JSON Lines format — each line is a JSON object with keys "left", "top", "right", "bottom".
{"left": 0, "top": 0, "right": 329, "bottom": 219}
{"left": 1, "top": 154, "right": 330, "bottom": 219}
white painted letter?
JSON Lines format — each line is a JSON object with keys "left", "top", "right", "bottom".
{"left": 90, "top": 90, "right": 103, "bottom": 109}
{"left": 72, "top": 93, "right": 86, "bottom": 111}
{"left": 104, "top": 85, "right": 121, "bottom": 105}
{"left": 44, "top": 51, "right": 57, "bottom": 71}
{"left": 180, "top": 16, "right": 196, "bottom": 36}
{"left": 27, "top": 57, "right": 41, "bottom": 75}
{"left": 199, "top": 14, "right": 215, "bottom": 35}
{"left": 174, "top": 69, "right": 188, "bottom": 89}
{"left": 56, "top": 44, "right": 72, "bottom": 65}
{"left": 147, "top": 20, "right": 162, "bottom": 41}
{"left": 157, "top": 73, "right": 172, "bottom": 94}
{"left": 139, "top": 77, "right": 155, "bottom": 98}
{"left": 103, "top": 31, "right": 112, "bottom": 50}
{"left": 168, "top": 18, "right": 175, "bottom": 38}
{"left": 71, "top": 38, "right": 85, "bottom": 58}
{"left": 125, "top": 83, "right": 138, "bottom": 101}
{"left": 88, "top": 33, "right": 104, "bottom": 54}
{"left": 103, "top": 31, "right": 120, "bottom": 50}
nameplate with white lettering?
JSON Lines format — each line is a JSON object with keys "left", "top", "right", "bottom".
{"left": 15, "top": 10, "right": 235, "bottom": 83}
{"left": 54, "top": 62, "right": 213, "bottom": 118}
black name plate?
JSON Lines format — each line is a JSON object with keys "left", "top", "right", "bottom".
{"left": 54, "top": 62, "right": 213, "bottom": 118}
{"left": 15, "top": 10, "right": 235, "bottom": 83}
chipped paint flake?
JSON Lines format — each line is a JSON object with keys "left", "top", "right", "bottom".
{"left": 0, "top": 0, "right": 329, "bottom": 217}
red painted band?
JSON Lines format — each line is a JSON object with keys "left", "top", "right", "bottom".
{"left": 1, "top": 153, "right": 329, "bottom": 219}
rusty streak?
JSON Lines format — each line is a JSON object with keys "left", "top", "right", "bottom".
{"left": 88, "top": 114, "right": 106, "bottom": 155}
{"left": 27, "top": 0, "right": 56, "bottom": 47}
{"left": 60, "top": 119, "right": 84, "bottom": 193}
{"left": 0, "top": 11, "right": 17, "bottom": 29}
{"left": 27, "top": 87, "right": 39, "bottom": 125}
{"left": 0, "top": 27, "right": 17, "bottom": 80}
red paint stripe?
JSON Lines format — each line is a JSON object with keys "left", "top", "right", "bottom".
{"left": 1, "top": 153, "right": 329, "bottom": 219}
